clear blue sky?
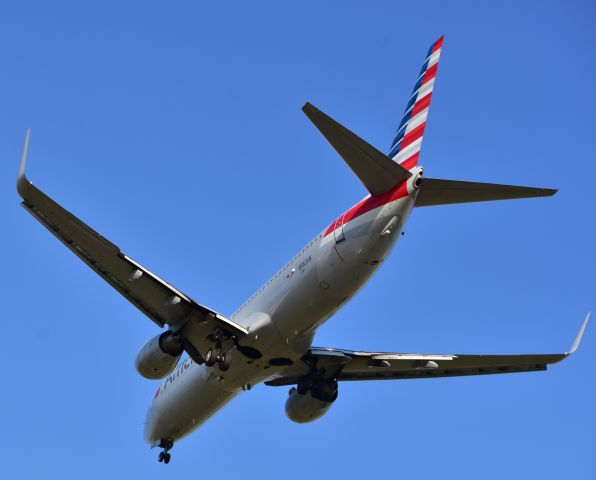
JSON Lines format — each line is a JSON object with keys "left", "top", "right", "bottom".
{"left": 1, "top": 1, "right": 594, "bottom": 478}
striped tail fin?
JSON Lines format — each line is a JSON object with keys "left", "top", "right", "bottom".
{"left": 388, "top": 36, "right": 444, "bottom": 171}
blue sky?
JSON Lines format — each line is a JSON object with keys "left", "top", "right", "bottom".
{"left": 1, "top": 1, "right": 595, "bottom": 478}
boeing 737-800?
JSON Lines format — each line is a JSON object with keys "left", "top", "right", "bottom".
{"left": 16, "top": 37, "right": 589, "bottom": 464}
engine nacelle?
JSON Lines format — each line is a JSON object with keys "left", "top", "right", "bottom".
{"left": 135, "top": 331, "right": 184, "bottom": 379}
{"left": 285, "top": 387, "right": 336, "bottom": 424}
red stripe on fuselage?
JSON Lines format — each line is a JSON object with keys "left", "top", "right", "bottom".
{"left": 324, "top": 181, "right": 410, "bottom": 237}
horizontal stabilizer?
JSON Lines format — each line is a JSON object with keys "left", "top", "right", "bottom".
{"left": 415, "top": 178, "right": 557, "bottom": 207}
{"left": 303, "top": 102, "right": 411, "bottom": 196}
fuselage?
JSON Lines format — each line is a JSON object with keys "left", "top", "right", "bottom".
{"left": 144, "top": 169, "right": 422, "bottom": 446}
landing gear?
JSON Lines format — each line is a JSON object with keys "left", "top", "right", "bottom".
{"left": 204, "top": 345, "right": 233, "bottom": 371}
{"left": 158, "top": 451, "right": 171, "bottom": 464}
{"left": 218, "top": 351, "right": 232, "bottom": 371}
{"left": 157, "top": 439, "right": 173, "bottom": 464}
{"left": 204, "top": 347, "right": 220, "bottom": 367}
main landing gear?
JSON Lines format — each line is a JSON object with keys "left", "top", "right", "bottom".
{"left": 204, "top": 330, "right": 234, "bottom": 372}
{"left": 202, "top": 328, "right": 262, "bottom": 371}
{"left": 157, "top": 439, "right": 174, "bottom": 464}
{"left": 204, "top": 346, "right": 233, "bottom": 371}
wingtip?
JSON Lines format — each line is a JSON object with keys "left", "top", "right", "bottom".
{"left": 302, "top": 102, "right": 315, "bottom": 113}
{"left": 17, "top": 128, "right": 31, "bottom": 198}
{"left": 531, "top": 187, "right": 557, "bottom": 197}
{"left": 567, "top": 312, "right": 590, "bottom": 355}
{"left": 542, "top": 188, "right": 558, "bottom": 196}
{"left": 302, "top": 102, "right": 323, "bottom": 121}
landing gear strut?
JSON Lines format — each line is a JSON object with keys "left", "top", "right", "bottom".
{"left": 157, "top": 439, "right": 173, "bottom": 464}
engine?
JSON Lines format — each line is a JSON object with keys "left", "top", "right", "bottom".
{"left": 285, "top": 380, "right": 338, "bottom": 423}
{"left": 135, "top": 331, "right": 184, "bottom": 379}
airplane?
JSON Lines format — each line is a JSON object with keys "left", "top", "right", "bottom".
{"left": 16, "top": 36, "right": 589, "bottom": 465}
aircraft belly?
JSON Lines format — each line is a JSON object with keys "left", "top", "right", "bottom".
{"left": 145, "top": 199, "right": 413, "bottom": 445}
{"left": 270, "top": 198, "right": 411, "bottom": 342}
{"left": 145, "top": 356, "right": 294, "bottom": 444}
{"left": 313, "top": 199, "right": 411, "bottom": 317}
{"left": 270, "top": 260, "right": 323, "bottom": 339}
{"left": 145, "top": 361, "right": 239, "bottom": 444}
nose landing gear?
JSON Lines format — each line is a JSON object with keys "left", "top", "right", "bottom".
{"left": 157, "top": 439, "right": 174, "bottom": 464}
{"left": 158, "top": 451, "right": 171, "bottom": 464}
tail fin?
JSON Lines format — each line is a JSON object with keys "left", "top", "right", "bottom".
{"left": 388, "top": 36, "right": 444, "bottom": 170}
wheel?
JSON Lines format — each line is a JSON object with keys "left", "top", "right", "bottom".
{"left": 158, "top": 451, "right": 164, "bottom": 463}
{"left": 205, "top": 348, "right": 219, "bottom": 367}
{"left": 218, "top": 351, "right": 232, "bottom": 372}
{"left": 163, "top": 453, "right": 171, "bottom": 464}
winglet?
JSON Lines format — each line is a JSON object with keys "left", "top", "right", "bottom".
{"left": 567, "top": 312, "right": 590, "bottom": 355}
{"left": 17, "top": 128, "right": 31, "bottom": 199}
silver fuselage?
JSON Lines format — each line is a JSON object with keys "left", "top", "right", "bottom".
{"left": 144, "top": 172, "right": 420, "bottom": 446}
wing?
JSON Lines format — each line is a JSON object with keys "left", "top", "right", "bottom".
{"left": 16, "top": 130, "right": 249, "bottom": 363}
{"left": 265, "top": 313, "right": 590, "bottom": 387}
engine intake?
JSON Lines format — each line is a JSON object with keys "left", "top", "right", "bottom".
{"left": 135, "top": 331, "right": 184, "bottom": 379}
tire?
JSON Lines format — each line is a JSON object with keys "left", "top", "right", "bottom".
{"left": 205, "top": 348, "right": 219, "bottom": 367}
{"left": 158, "top": 452, "right": 164, "bottom": 463}
{"left": 218, "top": 351, "right": 232, "bottom": 372}
{"left": 163, "top": 453, "right": 171, "bottom": 464}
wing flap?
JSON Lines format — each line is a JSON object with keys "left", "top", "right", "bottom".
{"left": 336, "top": 353, "right": 565, "bottom": 382}
{"left": 265, "top": 351, "right": 566, "bottom": 387}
